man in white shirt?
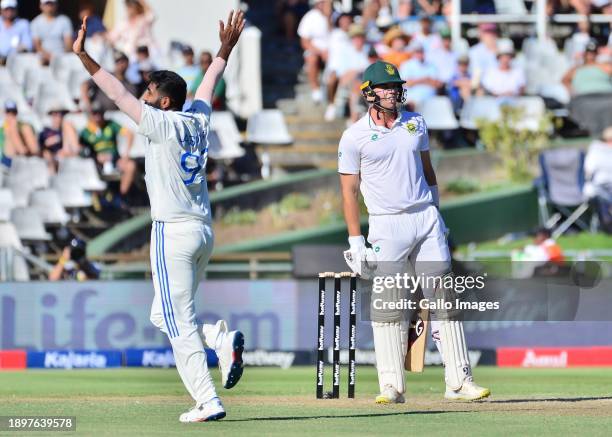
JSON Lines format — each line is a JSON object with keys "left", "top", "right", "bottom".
{"left": 297, "top": 0, "right": 332, "bottom": 103}
{"left": 426, "top": 28, "right": 458, "bottom": 85}
{"left": 31, "top": 0, "right": 72, "bottom": 64}
{"left": 73, "top": 10, "right": 246, "bottom": 423}
{"left": 468, "top": 23, "right": 498, "bottom": 82}
{"left": 339, "top": 60, "right": 490, "bottom": 404}
{"left": 480, "top": 42, "right": 525, "bottom": 97}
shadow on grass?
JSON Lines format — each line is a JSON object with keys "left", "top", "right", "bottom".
{"left": 224, "top": 410, "right": 471, "bottom": 422}
{"left": 487, "top": 396, "right": 612, "bottom": 404}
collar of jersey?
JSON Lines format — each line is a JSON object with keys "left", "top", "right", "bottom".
{"left": 368, "top": 112, "right": 403, "bottom": 133}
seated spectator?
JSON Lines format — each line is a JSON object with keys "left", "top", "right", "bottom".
{"left": 31, "top": 0, "right": 72, "bottom": 64}
{"left": 584, "top": 126, "right": 612, "bottom": 233}
{"left": 427, "top": 27, "right": 457, "bottom": 85}
{"left": 0, "top": 100, "right": 38, "bottom": 160}
{"left": 480, "top": 42, "right": 525, "bottom": 97}
{"left": 469, "top": 23, "right": 498, "bottom": 81}
{"left": 562, "top": 40, "right": 612, "bottom": 136}
{"left": 79, "top": 104, "right": 136, "bottom": 197}
{"left": 107, "top": 0, "right": 158, "bottom": 60}
{"left": 126, "top": 45, "right": 158, "bottom": 85}
{"left": 447, "top": 54, "right": 473, "bottom": 113}
{"left": 81, "top": 51, "right": 137, "bottom": 113}
{"left": 411, "top": 16, "right": 443, "bottom": 57}
{"left": 49, "top": 238, "right": 100, "bottom": 281}
{"left": 38, "top": 104, "right": 78, "bottom": 173}
{"left": 325, "top": 13, "right": 352, "bottom": 120}
{"left": 381, "top": 26, "right": 411, "bottom": 68}
{"left": 511, "top": 228, "right": 566, "bottom": 278}
{"left": 566, "top": 19, "right": 592, "bottom": 65}
{"left": 188, "top": 51, "right": 226, "bottom": 110}
{"left": 325, "top": 23, "right": 369, "bottom": 121}
{"left": 276, "top": 0, "right": 309, "bottom": 41}
{"left": 400, "top": 41, "right": 442, "bottom": 109}
{"left": 177, "top": 45, "right": 200, "bottom": 96}
{"left": 297, "top": 0, "right": 332, "bottom": 103}
{"left": 133, "top": 59, "right": 153, "bottom": 97}
{"left": 401, "top": 0, "right": 442, "bottom": 16}
{"left": 0, "top": 0, "right": 32, "bottom": 63}
{"left": 78, "top": 1, "right": 105, "bottom": 38}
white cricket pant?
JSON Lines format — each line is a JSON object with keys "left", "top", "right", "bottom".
{"left": 149, "top": 220, "right": 218, "bottom": 405}
{"left": 368, "top": 204, "right": 450, "bottom": 391}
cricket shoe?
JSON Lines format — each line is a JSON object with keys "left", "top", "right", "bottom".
{"left": 444, "top": 381, "right": 491, "bottom": 401}
{"left": 179, "top": 397, "right": 226, "bottom": 423}
{"left": 218, "top": 328, "right": 245, "bottom": 389}
{"left": 375, "top": 385, "right": 406, "bottom": 404}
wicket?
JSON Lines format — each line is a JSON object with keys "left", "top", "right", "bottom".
{"left": 316, "top": 271, "right": 357, "bottom": 399}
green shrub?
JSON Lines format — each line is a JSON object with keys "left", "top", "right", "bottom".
{"left": 221, "top": 208, "right": 258, "bottom": 226}
{"left": 445, "top": 178, "right": 481, "bottom": 195}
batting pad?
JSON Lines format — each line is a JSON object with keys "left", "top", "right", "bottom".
{"left": 439, "top": 320, "right": 472, "bottom": 391}
{"left": 372, "top": 321, "right": 408, "bottom": 394}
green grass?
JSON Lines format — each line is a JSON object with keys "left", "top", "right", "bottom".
{"left": 1, "top": 367, "right": 611, "bottom": 436}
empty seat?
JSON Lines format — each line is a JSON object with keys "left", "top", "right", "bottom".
{"left": 8, "top": 156, "right": 49, "bottom": 190}
{"left": 23, "top": 66, "right": 53, "bottom": 101}
{"left": 6, "top": 53, "right": 42, "bottom": 86}
{"left": 58, "top": 157, "right": 106, "bottom": 191}
{"left": 511, "top": 96, "right": 547, "bottom": 131}
{"left": 0, "top": 188, "right": 15, "bottom": 221}
{"left": 0, "top": 67, "right": 14, "bottom": 84}
{"left": 64, "top": 112, "right": 89, "bottom": 133}
{"left": 67, "top": 68, "right": 90, "bottom": 101}
{"left": 0, "top": 222, "right": 29, "bottom": 281}
{"left": 494, "top": 0, "right": 527, "bottom": 14}
{"left": 211, "top": 111, "right": 242, "bottom": 144}
{"left": 5, "top": 168, "right": 35, "bottom": 208}
{"left": 209, "top": 111, "right": 245, "bottom": 160}
{"left": 246, "top": 110, "right": 293, "bottom": 144}
{"left": 416, "top": 96, "right": 459, "bottom": 130}
{"left": 459, "top": 96, "right": 501, "bottom": 130}
{"left": 50, "top": 53, "right": 84, "bottom": 84}
{"left": 29, "top": 189, "right": 70, "bottom": 225}
{"left": 10, "top": 207, "right": 51, "bottom": 241}
{"left": 51, "top": 175, "right": 92, "bottom": 208}
{"left": 33, "top": 79, "right": 77, "bottom": 116}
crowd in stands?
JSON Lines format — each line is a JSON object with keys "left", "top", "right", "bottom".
{"left": 294, "top": 0, "right": 611, "bottom": 136}
{"left": 0, "top": 0, "right": 230, "bottom": 217}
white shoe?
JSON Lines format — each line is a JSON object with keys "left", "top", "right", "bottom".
{"left": 324, "top": 104, "right": 336, "bottom": 121}
{"left": 179, "top": 397, "right": 226, "bottom": 423}
{"left": 311, "top": 89, "right": 323, "bottom": 104}
{"left": 444, "top": 381, "right": 491, "bottom": 401}
{"left": 218, "top": 329, "right": 244, "bottom": 389}
{"left": 375, "top": 384, "right": 405, "bottom": 404}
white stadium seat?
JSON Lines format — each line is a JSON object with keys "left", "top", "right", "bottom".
{"left": 246, "top": 110, "right": 293, "bottom": 144}
{"left": 29, "top": 189, "right": 70, "bottom": 225}
{"left": 58, "top": 157, "right": 107, "bottom": 191}
{"left": 459, "top": 96, "right": 502, "bottom": 130}
{"left": 417, "top": 97, "right": 459, "bottom": 130}
{"left": 0, "top": 222, "right": 29, "bottom": 281}
{"left": 209, "top": 111, "right": 245, "bottom": 160}
{"left": 10, "top": 207, "right": 51, "bottom": 241}
{"left": 51, "top": 174, "right": 93, "bottom": 208}
{"left": 6, "top": 53, "right": 42, "bottom": 86}
{"left": 0, "top": 188, "right": 15, "bottom": 221}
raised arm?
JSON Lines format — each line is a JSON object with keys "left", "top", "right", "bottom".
{"left": 194, "top": 10, "right": 245, "bottom": 104}
{"left": 73, "top": 17, "right": 142, "bottom": 123}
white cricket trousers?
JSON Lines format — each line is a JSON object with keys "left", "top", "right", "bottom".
{"left": 149, "top": 220, "right": 218, "bottom": 405}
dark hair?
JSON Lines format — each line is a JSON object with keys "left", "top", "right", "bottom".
{"left": 148, "top": 70, "right": 187, "bottom": 111}
{"left": 535, "top": 227, "right": 552, "bottom": 238}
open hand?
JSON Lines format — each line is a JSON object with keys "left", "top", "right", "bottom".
{"left": 218, "top": 10, "right": 245, "bottom": 53}
{"left": 73, "top": 16, "right": 87, "bottom": 55}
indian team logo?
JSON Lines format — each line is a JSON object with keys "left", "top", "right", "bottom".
{"left": 371, "top": 133, "right": 379, "bottom": 141}
{"left": 385, "top": 64, "right": 395, "bottom": 75}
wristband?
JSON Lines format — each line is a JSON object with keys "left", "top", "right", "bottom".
{"left": 348, "top": 235, "right": 366, "bottom": 250}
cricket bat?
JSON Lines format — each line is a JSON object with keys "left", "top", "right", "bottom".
{"left": 405, "top": 303, "right": 429, "bottom": 372}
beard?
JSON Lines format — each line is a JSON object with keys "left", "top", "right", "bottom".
{"left": 144, "top": 97, "right": 163, "bottom": 110}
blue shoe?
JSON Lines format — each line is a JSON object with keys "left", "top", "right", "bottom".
{"left": 218, "top": 330, "right": 244, "bottom": 389}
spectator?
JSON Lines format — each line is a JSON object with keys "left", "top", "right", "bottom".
{"left": 126, "top": 45, "right": 157, "bottom": 85}
{"left": 566, "top": 19, "right": 592, "bottom": 65}
{"left": 107, "top": 0, "right": 157, "bottom": 60}
{"left": 31, "top": 0, "right": 72, "bottom": 64}
{"left": 562, "top": 40, "right": 612, "bottom": 136}
{"left": 584, "top": 126, "right": 612, "bottom": 233}
{"left": 297, "top": 0, "right": 332, "bottom": 103}
{"left": 562, "top": 40, "right": 612, "bottom": 96}
{"left": 81, "top": 51, "right": 137, "bottom": 113}
{"left": 78, "top": 1, "right": 105, "bottom": 38}
{"left": 133, "top": 59, "right": 153, "bottom": 97}
{"left": 411, "top": 16, "right": 443, "bottom": 57}
{"left": 0, "top": 0, "right": 32, "bottom": 63}
{"left": 402, "top": 0, "right": 442, "bottom": 16}
{"left": 468, "top": 23, "right": 498, "bottom": 80}
{"left": 177, "top": 45, "right": 200, "bottom": 95}
{"left": 381, "top": 26, "right": 411, "bottom": 68}
{"left": 511, "top": 228, "right": 565, "bottom": 278}
{"left": 38, "top": 104, "right": 78, "bottom": 173}
{"left": 325, "top": 23, "right": 369, "bottom": 121}
{"left": 188, "top": 51, "right": 226, "bottom": 110}
{"left": 399, "top": 41, "right": 442, "bottom": 109}
{"left": 276, "top": 0, "right": 309, "bottom": 41}
{"left": 325, "top": 12, "right": 353, "bottom": 120}
{"left": 426, "top": 27, "right": 457, "bottom": 85}
{"left": 49, "top": 238, "right": 100, "bottom": 281}
{"left": 447, "top": 54, "right": 473, "bottom": 113}
{"left": 0, "top": 100, "right": 38, "bottom": 159}
{"left": 79, "top": 104, "right": 136, "bottom": 197}
{"left": 480, "top": 41, "right": 525, "bottom": 97}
